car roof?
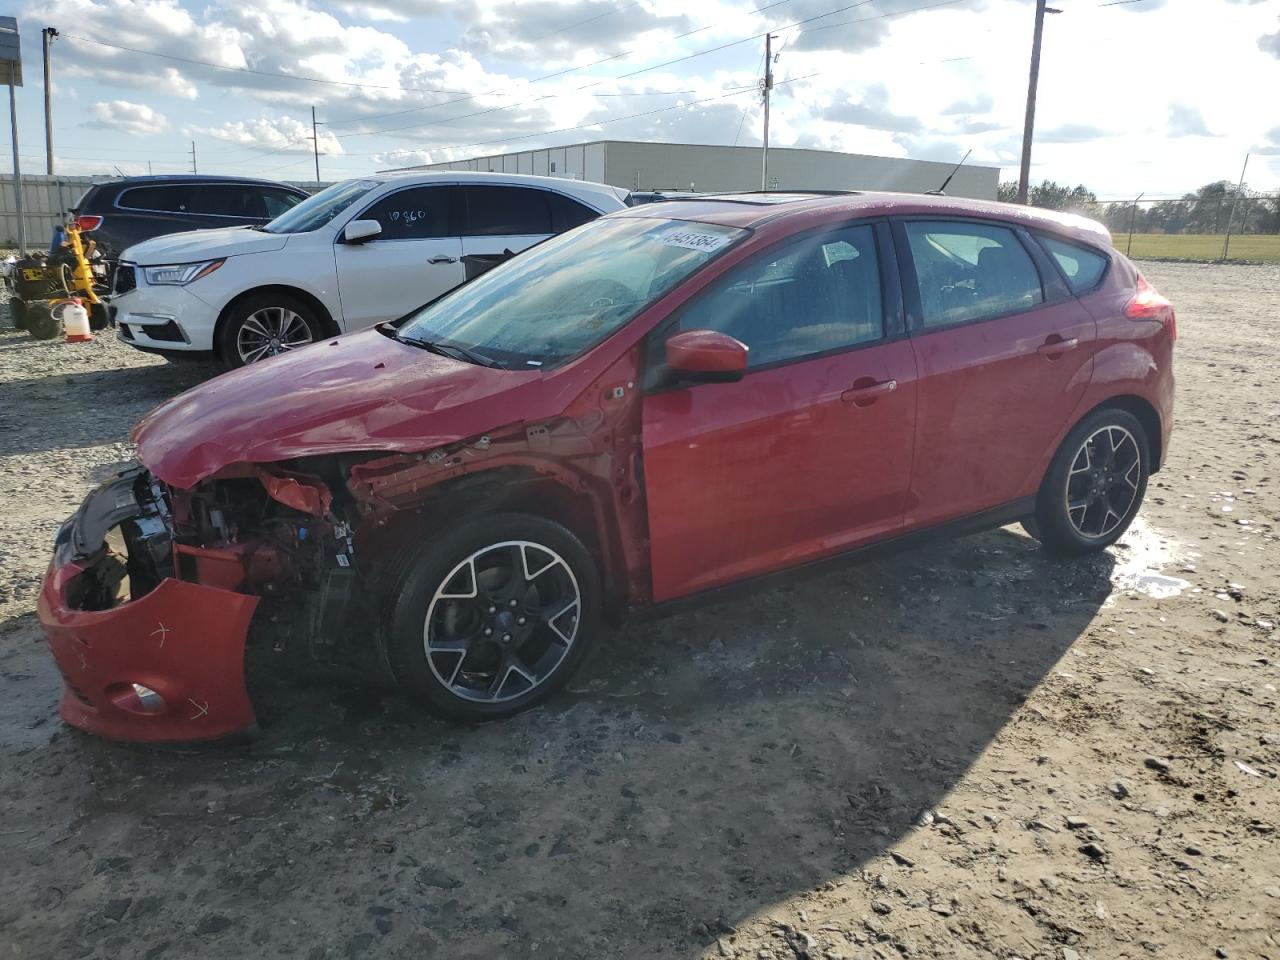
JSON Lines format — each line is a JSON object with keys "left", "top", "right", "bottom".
{"left": 94, "top": 175, "right": 306, "bottom": 189}
{"left": 611, "top": 191, "right": 1113, "bottom": 246}
{"left": 367, "top": 169, "right": 630, "bottom": 205}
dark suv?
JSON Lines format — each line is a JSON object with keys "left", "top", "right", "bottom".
{"left": 71, "top": 175, "right": 310, "bottom": 261}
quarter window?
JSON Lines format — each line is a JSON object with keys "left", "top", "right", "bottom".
{"left": 545, "top": 192, "right": 599, "bottom": 232}
{"left": 1039, "top": 235, "right": 1108, "bottom": 293}
{"left": 463, "top": 186, "right": 553, "bottom": 236}
{"left": 262, "top": 188, "right": 305, "bottom": 219}
{"left": 676, "top": 224, "right": 884, "bottom": 369}
{"left": 904, "top": 221, "right": 1043, "bottom": 329}
{"left": 359, "top": 186, "right": 453, "bottom": 240}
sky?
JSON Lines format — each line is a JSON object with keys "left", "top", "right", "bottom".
{"left": 3, "top": 0, "right": 1278, "bottom": 198}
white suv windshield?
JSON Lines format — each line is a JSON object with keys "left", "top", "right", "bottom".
{"left": 263, "top": 179, "right": 379, "bottom": 234}
{"left": 395, "top": 217, "right": 748, "bottom": 369}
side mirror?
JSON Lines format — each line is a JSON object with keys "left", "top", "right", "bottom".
{"left": 664, "top": 329, "right": 748, "bottom": 384}
{"left": 343, "top": 219, "right": 382, "bottom": 244}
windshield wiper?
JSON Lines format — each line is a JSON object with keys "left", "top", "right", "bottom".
{"left": 396, "top": 333, "right": 504, "bottom": 369}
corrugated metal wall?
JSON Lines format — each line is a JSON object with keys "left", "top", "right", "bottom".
{"left": 0, "top": 175, "right": 104, "bottom": 248}
{"left": 401, "top": 141, "right": 1000, "bottom": 201}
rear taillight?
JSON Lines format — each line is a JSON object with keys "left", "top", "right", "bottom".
{"left": 1125, "top": 274, "right": 1176, "bottom": 341}
{"left": 74, "top": 214, "right": 103, "bottom": 232}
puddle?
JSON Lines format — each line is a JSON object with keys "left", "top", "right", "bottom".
{"left": 1108, "top": 517, "right": 1192, "bottom": 600}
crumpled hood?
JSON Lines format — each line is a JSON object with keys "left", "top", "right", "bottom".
{"left": 133, "top": 329, "right": 545, "bottom": 488}
{"left": 121, "top": 226, "right": 289, "bottom": 265}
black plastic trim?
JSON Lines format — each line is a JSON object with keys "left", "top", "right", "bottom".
{"left": 639, "top": 497, "right": 1037, "bottom": 620}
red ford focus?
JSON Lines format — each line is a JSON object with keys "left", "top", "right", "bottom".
{"left": 38, "top": 192, "right": 1175, "bottom": 741}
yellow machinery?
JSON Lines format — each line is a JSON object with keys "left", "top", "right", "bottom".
{"left": 6, "top": 217, "right": 109, "bottom": 340}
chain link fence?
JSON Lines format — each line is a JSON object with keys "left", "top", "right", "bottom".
{"left": 1079, "top": 192, "right": 1280, "bottom": 262}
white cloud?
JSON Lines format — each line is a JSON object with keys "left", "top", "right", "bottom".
{"left": 20, "top": 0, "right": 1280, "bottom": 192}
{"left": 191, "top": 116, "right": 345, "bottom": 156}
{"left": 84, "top": 100, "right": 168, "bottom": 136}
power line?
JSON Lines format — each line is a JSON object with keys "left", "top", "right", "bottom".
{"left": 58, "top": 33, "right": 473, "bottom": 95}
{"left": 335, "top": 0, "right": 873, "bottom": 140}
{"left": 384, "top": 73, "right": 817, "bottom": 162}
{"left": 324, "top": 0, "right": 802, "bottom": 129}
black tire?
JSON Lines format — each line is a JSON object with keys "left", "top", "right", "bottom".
{"left": 1020, "top": 516, "right": 1042, "bottom": 542}
{"left": 25, "top": 301, "right": 61, "bottom": 341}
{"left": 7, "top": 297, "right": 26, "bottom": 331}
{"left": 385, "top": 513, "right": 602, "bottom": 721}
{"left": 1032, "top": 406, "right": 1150, "bottom": 557}
{"left": 215, "top": 292, "right": 321, "bottom": 369}
{"left": 88, "top": 301, "right": 111, "bottom": 331}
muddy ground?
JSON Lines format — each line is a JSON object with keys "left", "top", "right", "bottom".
{"left": 0, "top": 263, "right": 1277, "bottom": 960}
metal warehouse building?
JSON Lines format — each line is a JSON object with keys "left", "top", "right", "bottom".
{"left": 391, "top": 139, "right": 999, "bottom": 200}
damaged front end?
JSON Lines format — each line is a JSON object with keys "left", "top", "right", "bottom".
{"left": 38, "top": 462, "right": 357, "bottom": 742}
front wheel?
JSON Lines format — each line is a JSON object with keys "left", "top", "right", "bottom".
{"left": 1031, "top": 407, "right": 1150, "bottom": 556}
{"left": 216, "top": 293, "right": 321, "bottom": 368}
{"left": 385, "top": 514, "right": 602, "bottom": 721}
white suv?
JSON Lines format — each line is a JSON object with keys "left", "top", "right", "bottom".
{"left": 111, "top": 171, "right": 631, "bottom": 366}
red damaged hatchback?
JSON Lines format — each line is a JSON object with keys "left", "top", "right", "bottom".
{"left": 38, "top": 192, "right": 1175, "bottom": 741}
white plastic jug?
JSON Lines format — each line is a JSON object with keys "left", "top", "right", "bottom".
{"left": 54, "top": 298, "right": 93, "bottom": 343}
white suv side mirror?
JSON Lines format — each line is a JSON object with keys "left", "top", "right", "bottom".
{"left": 343, "top": 219, "right": 382, "bottom": 244}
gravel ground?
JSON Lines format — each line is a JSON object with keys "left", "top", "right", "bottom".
{"left": 1, "top": 263, "right": 1277, "bottom": 960}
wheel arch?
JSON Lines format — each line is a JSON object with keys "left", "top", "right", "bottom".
{"left": 1085, "top": 394, "right": 1164, "bottom": 473}
{"left": 213, "top": 284, "right": 341, "bottom": 352}
{"left": 359, "top": 465, "right": 633, "bottom": 623}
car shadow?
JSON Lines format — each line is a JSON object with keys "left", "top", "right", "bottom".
{"left": 0, "top": 525, "right": 1116, "bottom": 959}
{"left": 0, "top": 359, "right": 216, "bottom": 457}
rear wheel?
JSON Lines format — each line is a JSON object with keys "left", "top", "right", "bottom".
{"left": 7, "top": 297, "right": 27, "bottom": 330}
{"left": 385, "top": 513, "right": 602, "bottom": 721}
{"left": 216, "top": 293, "right": 321, "bottom": 368}
{"left": 1032, "top": 407, "right": 1149, "bottom": 556}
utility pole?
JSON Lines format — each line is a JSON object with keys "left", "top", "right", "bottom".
{"left": 1221, "top": 153, "right": 1250, "bottom": 262}
{"left": 1125, "top": 192, "right": 1144, "bottom": 257}
{"left": 1016, "top": 2, "right": 1061, "bottom": 204}
{"left": 41, "top": 27, "right": 55, "bottom": 175}
{"left": 760, "top": 33, "right": 776, "bottom": 191}
{"left": 1, "top": 15, "right": 26, "bottom": 254}
{"left": 311, "top": 105, "right": 321, "bottom": 185}
{"left": 189, "top": 140, "right": 197, "bottom": 174}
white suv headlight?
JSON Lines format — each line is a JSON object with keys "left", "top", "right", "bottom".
{"left": 142, "top": 259, "right": 225, "bottom": 286}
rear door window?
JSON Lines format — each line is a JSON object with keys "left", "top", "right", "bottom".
{"left": 462, "top": 186, "right": 553, "bottom": 236}
{"left": 903, "top": 220, "right": 1044, "bottom": 330}
{"left": 358, "top": 186, "right": 454, "bottom": 240}
{"left": 191, "top": 184, "right": 268, "bottom": 219}
{"left": 117, "top": 185, "right": 196, "bottom": 214}
{"left": 1038, "top": 235, "right": 1109, "bottom": 293}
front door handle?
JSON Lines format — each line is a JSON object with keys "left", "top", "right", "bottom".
{"left": 427, "top": 255, "right": 459, "bottom": 264}
{"left": 1037, "top": 335, "right": 1079, "bottom": 358}
{"left": 841, "top": 378, "right": 897, "bottom": 405}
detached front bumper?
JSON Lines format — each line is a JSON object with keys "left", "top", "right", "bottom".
{"left": 37, "top": 468, "right": 260, "bottom": 742}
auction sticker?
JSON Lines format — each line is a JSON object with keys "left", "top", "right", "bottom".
{"left": 659, "top": 229, "right": 732, "bottom": 252}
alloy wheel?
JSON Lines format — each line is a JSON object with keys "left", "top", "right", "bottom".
{"left": 423, "top": 541, "right": 581, "bottom": 703}
{"left": 1065, "top": 425, "right": 1142, "bottom": 539}
{"left": 236, "top": 307, "right": 313, "bottom": 364}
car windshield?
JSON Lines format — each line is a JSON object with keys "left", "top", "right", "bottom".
{"left": 396, "top": 217, "right": 747, "bottom": 369}
{"left": 262, "top": 179, "right": 379, "bottom": 234}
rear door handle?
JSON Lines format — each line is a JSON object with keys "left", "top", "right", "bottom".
{"left": 841, "top": 379, "right": 897, "bottom": 405}
{"left": 427, "top": 255, "right": 459, "bottom": 264}
{"left": 1037, "top": 335, "right": 1079, "bottom": 357}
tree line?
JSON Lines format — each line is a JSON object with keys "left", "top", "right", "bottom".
{"left": 996, "top": 179, "right": 1280, "bottom": 235}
